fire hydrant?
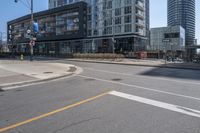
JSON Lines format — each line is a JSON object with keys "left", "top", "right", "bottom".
{"left": 20, "top": 54, "right": 24, "bottom": 61}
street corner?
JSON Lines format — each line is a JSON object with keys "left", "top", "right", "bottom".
{"left": 0, "top": 60, "right": 82, "bottom": 90}
{"left": 29, "top": 62, "right": 82, "bottom": 80}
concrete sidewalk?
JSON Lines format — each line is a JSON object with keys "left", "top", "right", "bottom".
{"left": 0, "top": 60, "right": 78, "bottom": 89}
{"left": 67, "top": 58, "right": 200, "bottom": 70}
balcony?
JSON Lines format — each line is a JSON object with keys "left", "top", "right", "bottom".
{"left": 135, "top": 12, "right": 144, "bottom": 20}
{"left": 135, "top": 22, "right": 145, "bottom": 28}
{"left": 135, "top": 27, "right": 144, "bottom": 35}
{"left": 135, "top": 1, "right": 144, "bottom": 11}
{"left": 135, "top": 19, "right": 145, "bottom": 27}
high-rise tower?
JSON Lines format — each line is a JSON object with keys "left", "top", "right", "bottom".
{"left": 168, "top": 0, "right": 195, "bottom": 45}
{"left": 49, "top": 0, "right": 150, "bottom": 52}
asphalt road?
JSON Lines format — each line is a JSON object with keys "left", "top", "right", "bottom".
{"left": 1, "top": 61, "right": 200, "bottom": 133}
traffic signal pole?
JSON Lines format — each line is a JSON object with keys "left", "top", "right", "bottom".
{"left": 15, "top": 0, "right": 34, "bottom": 61}
{"left": 30, "top": 0, "right": 34, "bottom": 61}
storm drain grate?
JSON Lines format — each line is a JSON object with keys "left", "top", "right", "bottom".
{"left": 43, "top": 72, "right": 53, "bottom": 74}
{"left": 68, "top": 67, "right": 76, "bottom": 72}
{"left": 84, "top": 78, "right": 96, "bottom": 81}
{"left": 111, "top": 78, "right": 122, "bottom": 81}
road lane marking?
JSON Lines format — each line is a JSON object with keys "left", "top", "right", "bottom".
{"left": 83, "top": 67, "right": 200, "bottom": 85}
{"left": 78, "top": 75, "right": 200, "bottom": 101}
{"left": 2, "top": 67, "right": 83, "bottom": 91}
{"left": 109, "top": 91, "right": 200, "bottom": 118}
{"left": 0, "top": 91, "right": 110, "bottom": 132}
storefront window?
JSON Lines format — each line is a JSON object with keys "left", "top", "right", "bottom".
{"left": 48, "top": 43, "right": 56, "bottom": 54}
{"left": 38, "top": 43, "right": 46, "bottom": 54}
{"left": 56, "top": 11, "right": 79, "bottom": 35}
{"left": 59, "top": 42, "right": 71, "bottom": 54}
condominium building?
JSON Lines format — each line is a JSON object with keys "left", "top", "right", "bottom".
{"left": 168, "top": 0, "right": 195, "bottom": 46}
{"left": 8, "top": 0, "right": 149, "bottom": 56}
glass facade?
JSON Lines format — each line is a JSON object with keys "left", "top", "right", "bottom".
{"left": 8, "top": 0, "right": 149, "bottom": 56}
{"left": 55, "top": 11, "right": 79, "bottom": 35}
{"left": 49, "top": 0, "right": 148, "bottom": 36}
{"left": 167, "top": 0, "right": 195, "bottom": 45}
{"left": 48, "top": 0, "right": 149, "bottom": 54}
{"left": 149, "top": 26, "right": 185, "bottom": 52}
{"left": 7, "top": 2, "right": 87, "bottom": 56}
{"left": 9, "top": 10, "right": 81, "bottom": 42}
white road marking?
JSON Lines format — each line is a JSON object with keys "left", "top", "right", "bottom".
{"left": 83, "top": 67, "right": 200, "bottom": 85}
{"left": 78, "top": 75, "right": 200, "bottom": 101}
{"left": 109, "top": 91, "right": 200, "bottom": 118}
{"left": 2, "top": 67, "right": 83, "bottom": 90}
{"left": 2, "top": 75, "right": 75, "bottom": 90}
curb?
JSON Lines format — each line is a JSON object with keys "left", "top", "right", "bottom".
{"left": 67, "top": 59, "right": 200, "bottom": 71}
{"left": 0, "top": 66, "right": 77, "bottom": 91}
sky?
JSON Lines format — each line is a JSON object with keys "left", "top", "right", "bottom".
{"left": 0, "top": 0, "right": 200, "bottom": 43}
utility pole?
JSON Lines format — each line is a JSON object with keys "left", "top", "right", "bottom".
{"left": 15, "top": 0, "right": 34, "bottom": 61}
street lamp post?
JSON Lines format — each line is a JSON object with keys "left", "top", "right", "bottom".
{"left": 170, "top": 42, "right": 174, "bottom": 62}
{"left": 0, "top": 32, "right": 2, "bottom": 52}
{"left": 162, "top": 39, "right": 171, "bottom": 64}
{"left": 164, "top": 42, "right": 167, "bottom": 65}
{"left": 15, "top": 0, "right": 34, "bottom": 61}
{"left": 112, "top": 17, "right": 115, "bottom": 54}
{"left": 0, "top": 32, "right": 2, "bottom": 46}
{"left": 0, "top": 32, "right": 6, "bottom": 52}
{"left": 30, "top": 0, "right": 34, "bottom": 61}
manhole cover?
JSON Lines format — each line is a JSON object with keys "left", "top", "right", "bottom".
{"left": 68, "top": 67, "right": 76, "bottom": 72}
{"left": 43, "top": 72, "right": 53, "bottom": 74}
{"left": 111, "top": 78, "right": 122, "bottom": 81}
{"left": 84, "top": 78, "right": 96, "bottom": 81}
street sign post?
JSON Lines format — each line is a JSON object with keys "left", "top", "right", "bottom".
{"left": 162, "top": 39, "right": 171, "bottom": 64}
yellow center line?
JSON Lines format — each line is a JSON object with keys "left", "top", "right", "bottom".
{"left": 0, "top": 91, "right": 111, "bottom": 132}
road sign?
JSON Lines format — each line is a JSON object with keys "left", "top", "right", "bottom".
{"left": 32, "top": 37, "right": 37, "bottom": 41}
{"left": 162, "top": 39, "right": 171, "bottom": 42}
{"left": 33, "top": 22, "right": 39, "bottom": 33}
{"left": 27, "top": 29, "right": 31, "bottom": 34}
{"left": 29, "top": 40, "right": 35, "bottom": 46}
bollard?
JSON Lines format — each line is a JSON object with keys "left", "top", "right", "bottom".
{"left": 20, "top": 54, "right": 24, "bottom": 61}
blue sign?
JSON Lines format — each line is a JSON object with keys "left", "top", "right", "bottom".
{"left": 33, "top": 22, "right": 39, "bottom": 33}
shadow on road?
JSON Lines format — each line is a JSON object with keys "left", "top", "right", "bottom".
{"left": 140, "top": 63, "right": 200, "bottom": 81}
